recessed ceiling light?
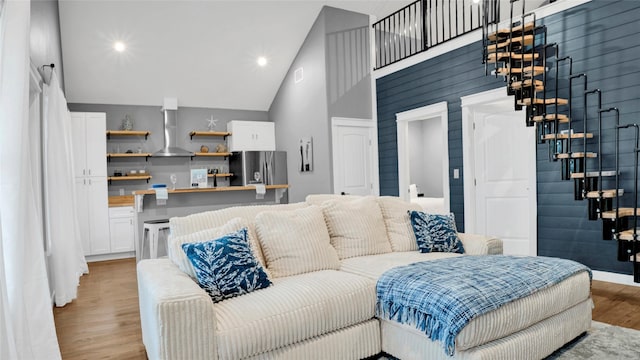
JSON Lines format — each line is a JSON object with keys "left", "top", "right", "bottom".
{"left": 114, "top": 41, "right": 126, "bottom": 52}
{"left": 257, "top": 56, "right": 268, "bottom": 67}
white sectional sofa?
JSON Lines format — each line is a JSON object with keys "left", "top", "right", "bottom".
{"left": 137, "top": 195, "right": 592, "bottom": 360}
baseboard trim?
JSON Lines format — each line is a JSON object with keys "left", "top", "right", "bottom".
{"left": 86, "top": 252, "right": 135, "bottom": 263}
{"left": 592, "top": 270, "right": 640, "bottom": 287}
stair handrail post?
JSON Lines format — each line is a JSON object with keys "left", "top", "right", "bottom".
{"left": 568, "top": 73, "right": 587, "bottom": 158}
{"left": 583, "top": 89, "right": 601, "bottom": 198}
{"left": 598, "top": 108, "right": 619, "bottom": 197}
{"left": 609, "top": 110, "right": 623, "bottom": 239}
{"left": 482, "top": 0, "right": 487, "bottom": 75}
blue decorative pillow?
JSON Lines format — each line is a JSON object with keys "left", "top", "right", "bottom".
{"left": 408, "top": 211, "right": 465, "bottom": 254}
{"left": 181, "top": 228, "right": 271, "bottom": 302}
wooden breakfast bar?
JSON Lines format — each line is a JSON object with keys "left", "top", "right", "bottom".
{"left": 132, "top": 185, "right": 289, "bottom": 259}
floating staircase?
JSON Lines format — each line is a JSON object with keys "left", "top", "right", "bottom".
{"left": 482, "top": 0, "right": 639, "bottom": 282}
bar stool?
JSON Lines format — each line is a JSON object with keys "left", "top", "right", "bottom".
{"left": 141, "top": 219, "right": 170, "bottom": 261}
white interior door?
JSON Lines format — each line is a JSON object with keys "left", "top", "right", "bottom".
{"left": 332, "top": 118, "right": 376, "bottom": 196}
{"left": 473, "top": 107, "right": 536, "bottom": 255}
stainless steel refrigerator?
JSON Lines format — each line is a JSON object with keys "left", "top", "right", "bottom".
{"left": 229, "top": 151, "right": 287, "bottom": 186}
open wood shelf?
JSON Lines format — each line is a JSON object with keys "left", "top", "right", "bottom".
{"left": 108, "top": 175, "right": 152, "bottom": 184}
{"left": 191, "top": 152, "right": 232, "bottom": 160}
{"left": 107, "top": 153, "right": 152, "bottom": 162}
{"left": 189, "top": 131, "right": 231, "bottom": 140}
{"left": 208, "top": 173, "right": 233, "bottom": 178}
{"left": 106, "top": 130, "right": 150, "bottom": 139}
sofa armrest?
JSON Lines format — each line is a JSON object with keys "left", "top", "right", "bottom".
{"left": 458, "top": 233, "right": 503, "bottom": 255}
{"left": 137, "top": 259, "right": 218, "bottom": 360}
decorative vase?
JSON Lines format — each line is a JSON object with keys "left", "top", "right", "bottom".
{"left": 215, "top": 143, "right": 227, "bottom": 153}
{"left": 121, "top": 115, "right": 133, "bottom": 131}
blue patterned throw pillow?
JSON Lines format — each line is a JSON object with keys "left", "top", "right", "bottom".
{"left": 181, "top": 228, "right": 271, "bottom": 302}
{"left": 408, "top": 211, "right": 465, "bottom": 254}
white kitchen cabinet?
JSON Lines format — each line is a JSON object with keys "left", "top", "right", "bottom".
{"left": 227, "top": 120, "right": 275, "bottom": 151}
{"left": 75, "top": 177, "right": 110, "bottom": 255}
{"left": 72, "top": 112, "right": 110, "bottom": 256}
{"left": 109, "top": 207, "right": 135, "bottom": 253}
{"left": 71, "top": 112, "right": 107, "bottom": 177}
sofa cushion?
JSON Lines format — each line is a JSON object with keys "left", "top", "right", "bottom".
{"left": 305, "top": 193, "right": 362, "bottom": 205}
{"left": 255, "top": 205, "right": 340, "bottom": 278}
{"left": 341, "top": 253, "right": 591, "bottom": 352}
{"left": 168, "top": 217, "right": 264, "bottom": 278}
{"left": 340, "top": 251, "right": 461, "bottom": 281}
{"left": 409, "top": 211, "right": 465, "bottom": 254}
{"left": 169, "top": 202, "right": 310, "bottom": 268}
{"left": 377, "top": 196, "right": 423, "bottom": 252}
{"left": 214, "top": 270, "right": 376, "bottom": 359}
{"left": 181, "top": 228, "right": 271, "bottom": 302}
{"left": 321, "top": 196, "right": 392, "bottom": 259}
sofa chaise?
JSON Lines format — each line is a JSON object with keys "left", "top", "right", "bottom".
{"left": 137, "top": 195, "right": 592, "bottom": 360}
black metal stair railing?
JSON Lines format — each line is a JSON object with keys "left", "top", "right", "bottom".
{"left": 373, "top": 0, "right": 499, "bottom": 70}
{"left": 482, "top": 0, "right": 639, "bottom": 282}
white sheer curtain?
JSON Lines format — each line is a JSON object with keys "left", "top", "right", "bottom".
{"left": 43, "top": 72, "right": 88, "bottom": 306}
{"left": 0, "top": 0, "right": 62, "bottom": 358}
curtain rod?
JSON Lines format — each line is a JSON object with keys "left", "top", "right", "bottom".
{"left": 40, "top": 63, "right": 55, "bottom": 84}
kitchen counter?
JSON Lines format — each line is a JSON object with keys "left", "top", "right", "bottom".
{"left": 132, "top": 184, "right": 288, "bottom": 195}
{"left": 132, "top": 184, "right": 289, "bottom": 258}
{"left": 108, "top": 195, "right": 135, "bottom": 207}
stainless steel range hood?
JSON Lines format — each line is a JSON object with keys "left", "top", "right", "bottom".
{"left": 153, "top": 98, "right": 193, "bottom": 157}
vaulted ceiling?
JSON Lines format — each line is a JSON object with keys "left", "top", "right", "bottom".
{"left": 58, "top": 0, "right": 414, "bottom": 111}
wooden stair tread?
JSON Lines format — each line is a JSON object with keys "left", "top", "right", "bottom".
{"left": 487, "top": 22, "right": 536, "bottom": 41}
{"left": 602, "top": 208, "right": 640, "bottom": 219}
{"left": 541, "top": 132, "right": 593, "bottom": 140}
{"left": 585, "top": 189, "right": 624, "bottom": 199}
{"left": 487, "top": 52, "right": 539, "bottom": 63}
{"left": 570, "top": 171, "right": 617, "bottom": 179}
{"left": 618, "top": 230, "right": 640, "bottom": 242}
{"left": 486, "top": 34, "right": 534, "bottom": 52}
{"left": 511, "top": 79, "right": 544, "bottom": 92}
{"left": 522, "top": 65, "right": 546, "bottom": 75}
{"left": 517, "top": 98, "right": 569, "bottom": 106}
{"left": 531, "top": 114, "right": 569, "bottom": 123}
{"left": 556, "top": 152, "right": 597, "bottom": 159}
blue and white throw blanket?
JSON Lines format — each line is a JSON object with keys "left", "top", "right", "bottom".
{"left": 376, "top": 255, "right": 591, "bottom": 356}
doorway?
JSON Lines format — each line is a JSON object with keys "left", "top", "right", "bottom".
{"left": 396, "top": 101, "right": 450, "bottom": 212}
{"left": 461, "top": 87, "right": 537, "bottom": 256}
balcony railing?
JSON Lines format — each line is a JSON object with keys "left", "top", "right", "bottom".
{"left": 373, "top": 0, "right": 499, "bottom": 69}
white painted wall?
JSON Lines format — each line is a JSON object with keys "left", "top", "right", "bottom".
{"left": 408, "top": 119, "right": 443, "bottom": 197}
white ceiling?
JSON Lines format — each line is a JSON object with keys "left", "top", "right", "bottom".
{"left": 58, "top": 0, "right": 414, "bottom": 111}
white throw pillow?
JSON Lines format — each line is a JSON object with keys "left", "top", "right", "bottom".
{"left": 168, "top": 217, "right": 264, "bottom": 278}
{"left": 255, "top": 205, "right": 340, "bottom": 278}
{"left": 377, "top": 196, "right": 424, "bottom": 252}
{"left": 321, "top": 196, "right": 392, "bottom": 259}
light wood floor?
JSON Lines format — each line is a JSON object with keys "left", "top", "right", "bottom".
{"left": 53, "top": 258, "right": 640, "bottom": 359}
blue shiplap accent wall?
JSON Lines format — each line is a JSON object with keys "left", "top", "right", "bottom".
{"left": 376, "top": 0, "right": 640, "bottom": 274}
{"left": 376, "top": 43, "right": 505, "bottom": 231}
